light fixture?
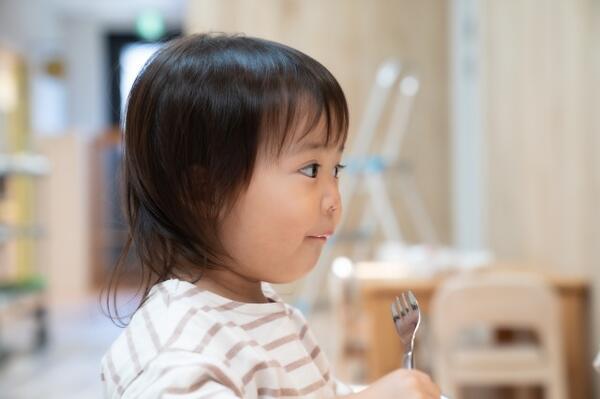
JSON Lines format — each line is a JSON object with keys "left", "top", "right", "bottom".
{"left": 135, "top": 9, "right": 166, "bottom": 41}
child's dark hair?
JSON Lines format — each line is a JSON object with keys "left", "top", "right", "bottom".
{"left": 104, "top": 33, "right": 349, "bottom": 325}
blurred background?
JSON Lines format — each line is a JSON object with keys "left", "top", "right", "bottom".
{"left": 0, "top": 0, "right": 598, "bottom": 398}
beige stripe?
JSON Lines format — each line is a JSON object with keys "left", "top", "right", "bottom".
{"left": 199, "top": 304, "right": 212, "bottom": 312}
{"left": 125, "top": 327, "right": 142, "bottom": 373}
{"left": 299, "top": 324, "right": 308, "bottom": 339}
{"left": 257, "top": 387, "right": 300, "bottom": 397}
{"left": 299, "top": 377, "right": 329, "bottom": 395}
{"left": 311, "top": 346, "right": 331, "bottom": 382}
{"left": 142, "top": 307, "right": 161, "bottom": 351}
{"left": 164, "top": 307, "right": 200, "bottom": 348}
{"left": 225, "top": 340, "right": 260, "bottom": 360}
{"left": 281, "top": 344, "right": 328, "bottom": 376}
{"left": 170, "top": 286, "right": 244, "bottom": 312}
{"left": 169, "top": 285, "right": 245, "bottom": 312}
{"left": 156, "top": 283, "right": 171, "bottom": 307}
{"left": 241, "top": 360, "right": 282, "bottom": 385}
{"left": 191, "top": 303, "right": 245, "bottom": 316}
{"left": 283, "top": 346, "right": 320, "bottom": 372}
{"left": 284, "top": 355, "right": 313, "bottom": 372}
{"left": 307, "top": 345, "right": 330, "bottom": 382}
{"left": 171, "top": 285, "right": 203, "bottom": 301}
{"left": 241, "top": 310, "right": 287, "bottom": 331}
{"left": 191, "top": 302, "right": 258, "bottom": 318}
{"left": 309, "top": 345, "right": 321, "bottom": 360}
{"left": 163, "top": 375, "right": 217, "bottom": 395}
{"left": 160, "top": 363, "right": 244, "bottom": 397}
{"left": 263, "top": 333, "right": 298, "bottom": 350}
{"left": 287, "top": 310, "right": 310, "bottom": 340}
{"left": 256, "top": 376, "right": 329, "bottom": 397}
{"left": 105, "top": 352, "right": 125, "bottom": 396}
{"left": 193, "top": 321, "right": 224, "bottom": 351}
{"left": 121, "top": 368, "right": 146, "bottom": 395}
{"left": 214, "top": 301, "right": 245, "bottom": 311}
{"left": 158, "top": 282, "right": 268, "bottom": 313}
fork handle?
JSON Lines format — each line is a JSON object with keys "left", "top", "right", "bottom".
{"left": 403, "top": 351, "right": 449, "bottom": 398}
{"left": 402, "top": 351, "right": 415, "bottom": 369}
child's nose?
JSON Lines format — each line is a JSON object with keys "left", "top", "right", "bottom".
{"left": 322, "top": 184, "right": 342, "bottom": 216}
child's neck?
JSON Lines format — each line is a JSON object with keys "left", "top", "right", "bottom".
{"left": 193, "top": 268, "right": 269, "bottom": 304}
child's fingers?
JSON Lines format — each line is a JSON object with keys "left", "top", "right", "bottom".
{"left": 397, "top": 369, "right": 441, "bottom": 398}
{"left": 415, "top": 372, "right": 441, "bottom": 398}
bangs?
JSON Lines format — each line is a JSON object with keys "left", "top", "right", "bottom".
{"left": 257, "top": 67, "right": 349, "bottom": 159}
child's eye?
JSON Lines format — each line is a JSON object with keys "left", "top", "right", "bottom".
{"left": 334, "top": 163, "right": 346, "bottom": 178}
{"left": 299, "top": 163, "right": 347, "bottom": 179}
{"left": 299, "top": 163, "right": 320, "bottom": 178}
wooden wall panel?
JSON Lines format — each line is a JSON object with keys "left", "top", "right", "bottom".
{"left": 482, "top": 0, "right": 593, "bottom": 276}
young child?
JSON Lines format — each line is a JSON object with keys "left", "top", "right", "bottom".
{"left": 101, "top": 33, "right": 440, "bottom": 398}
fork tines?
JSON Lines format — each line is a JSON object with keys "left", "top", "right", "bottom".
{"left": 392, "top": 290, "right": 418, "bottom": 320}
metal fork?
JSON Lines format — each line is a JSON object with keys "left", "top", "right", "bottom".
{"left": 391, "top": 290, "right": 449, "bottom": 399}
{"left": 390, "top": 290, "right": 420, "bottom": 369}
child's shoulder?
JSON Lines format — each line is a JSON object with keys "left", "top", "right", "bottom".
{"left": 102, "top": 280, "right": 233, "bottom": 359}
{"left": 100, "top": 279, "right": 243, "bottom": 396}
{"left": 101, "top": 280, "right": 330, "bottom": 397}
{"left": 119, "top": 279, "right": 303, "bottom": 351}
{"left": 101, "top": 279, "right": 250, "bottom": 389}
{"left": 138, "top": 279, "right": 261, "bottom": 347}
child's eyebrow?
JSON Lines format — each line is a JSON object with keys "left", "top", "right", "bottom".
{"left": 293, "top": 141, "right": 345, "bottom": 154}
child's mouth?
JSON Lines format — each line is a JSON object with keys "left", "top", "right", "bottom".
{"left": 307, "top": 234, "right": 330, "bottom": 242}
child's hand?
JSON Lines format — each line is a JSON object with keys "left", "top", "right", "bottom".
{"left": 344, "top": 369, "right": 441, "bottom": 399}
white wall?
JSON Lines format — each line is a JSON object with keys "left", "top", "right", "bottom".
{"left": 450, "top": 0, "right": 487, "bottom": 251}
{"left": 0, "top": 0, "right": 184, "bottom": 138}
{"left": 61, "top": 17, "right": 107, "bottom": 136}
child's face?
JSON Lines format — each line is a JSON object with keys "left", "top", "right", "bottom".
{"left": 218, "top": 119, "right": 344, "bottom": 284}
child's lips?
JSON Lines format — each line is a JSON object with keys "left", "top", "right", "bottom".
{"left": 307, "top": 232, "right": 333, "bottom": 241}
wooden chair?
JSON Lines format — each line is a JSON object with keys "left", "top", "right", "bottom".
{"left": 430, "top": 269, "right": 567, "bottom": 399}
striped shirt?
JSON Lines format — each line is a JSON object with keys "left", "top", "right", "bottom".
{"left": 100, "top": 279, "right": 354, "bottom": 398}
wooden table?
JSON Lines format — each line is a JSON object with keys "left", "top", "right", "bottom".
{"left": 353, "top": 263, "right": 590, "bottom": 399}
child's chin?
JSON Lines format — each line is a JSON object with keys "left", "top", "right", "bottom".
{"left": 268, "top": 262, "right": 318, "bottom": 284}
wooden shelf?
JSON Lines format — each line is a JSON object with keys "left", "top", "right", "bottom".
{"left": 0, "top": 46, "right": 49, "bottom": 359}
